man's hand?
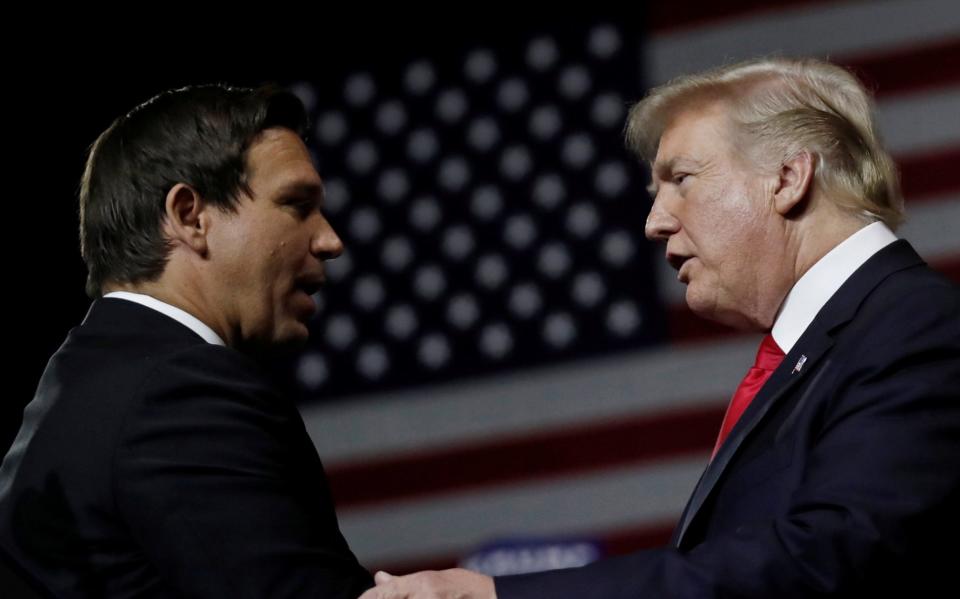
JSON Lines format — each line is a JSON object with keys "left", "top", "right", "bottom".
{"left": 357, "top": 568, "right": 496, "bottom": 599}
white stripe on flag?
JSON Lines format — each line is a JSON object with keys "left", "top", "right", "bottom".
{"left": 339, "top": 454, "right": 707, "bottom": 565}
{"left": 304, "top": 338, "right": 754, "bottom": 464}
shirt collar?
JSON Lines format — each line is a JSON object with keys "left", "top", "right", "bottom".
{"left": 102, "top": 291, "right": 226, "bottom": 346}
{"left": 772, "top": 221, "right": 898, "bottom": 353}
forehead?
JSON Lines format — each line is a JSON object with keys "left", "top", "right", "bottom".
{"left": 653, "top": 102, "right": 734, "bottom": 169}
{"left": 245, "top": 127, "right": 322, "bottom": 190}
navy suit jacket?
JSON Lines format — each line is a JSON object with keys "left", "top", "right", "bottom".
{"left": 496, "top": 240, "right": 960, "bottom": 597}
{"left": 0, "top": 298, "right": 373, "bottom": 598}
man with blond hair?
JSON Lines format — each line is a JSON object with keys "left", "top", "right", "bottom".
{"left": 361, "top": 57, "right": 960, "bottom": 598}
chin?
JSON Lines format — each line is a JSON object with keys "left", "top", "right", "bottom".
{"left": 277, "top": 320, "right": 311, "bottom": 347}
{"left": 691, "top": 303, "right": 762, "bottom": 332}
{"left": 684, "top": 286, "right": 714, "bottom": 320}
{"left": 685, "top": 288, "right": 754, "bottom": 331}
{"left": 244, "top": 322, "right": 310, "bottom": 357}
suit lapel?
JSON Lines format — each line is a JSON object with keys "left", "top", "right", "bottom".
{"left": 674, "top": 240, "right": 924, "bottom": 548}
{"left": 674, "top": 330, "right": 833, "bottom": 546}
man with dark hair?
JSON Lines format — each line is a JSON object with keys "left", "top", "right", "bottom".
{"left": 0, "top": 85, "right": 373, "bottom": 597}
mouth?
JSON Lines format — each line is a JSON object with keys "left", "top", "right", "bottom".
{"left": 666, "top": 252, "right": 693, "bottom": 282}
{"left": 292, "top": 274, "right": 326, "bottom": 318}
{"left": 295, "top": 273, "right": 326, "bottom": 297}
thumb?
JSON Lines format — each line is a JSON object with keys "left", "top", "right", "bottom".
{"left": 374, "top": 571, "right": 394, "bottom": 585}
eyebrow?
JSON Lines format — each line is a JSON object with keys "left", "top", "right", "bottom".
{"left": 653, "top": 156, "right": 694, "bottom": 178}
{"left": 277, "top": 181, "right": 325, "bottom": 206}
{"left": 648, "top": 155, "right": 704, "bottom": 194}
{"left": 647, "top": 159, "right": 675, "bottom": 196}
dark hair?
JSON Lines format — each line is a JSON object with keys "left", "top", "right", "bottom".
{"left": 79, "top": 84, "right": 309, "bottom": 298}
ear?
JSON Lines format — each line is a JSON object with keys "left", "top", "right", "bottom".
{"left": 773, "top": 150, "right": 815, "bottom": 216}
{"left": 162, "top": 183, "right": 210, "bottom": 255}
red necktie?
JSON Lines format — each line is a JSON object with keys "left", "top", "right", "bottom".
{"left": 711, "top": 334, "right": 785, "bottom": 458}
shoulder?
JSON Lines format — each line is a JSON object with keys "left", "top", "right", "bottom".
{"left": 847, "top": 260, "right": 959, "bottom": 348}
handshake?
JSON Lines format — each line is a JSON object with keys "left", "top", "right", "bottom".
{"left": 358, "top": 569, "right": 496, "bottom": 599}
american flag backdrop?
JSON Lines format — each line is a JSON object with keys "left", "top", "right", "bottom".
{"left": 274, "top": 0, "right": 960, "bottom": 574}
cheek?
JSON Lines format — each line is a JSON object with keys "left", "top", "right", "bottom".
{"left": 211, "top": 224, "right": 250, "bottom": 269}
{"left": 268, "top": 239, "right": 304, "bottom": 300}
{"left": 707, "top": 187, "right": 767, "bottom": 260}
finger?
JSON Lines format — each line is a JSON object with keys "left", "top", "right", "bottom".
{"left": 374, "top": 570, "right": 395, "bottom": 585}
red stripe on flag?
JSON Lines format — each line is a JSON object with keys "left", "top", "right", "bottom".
{"left": 900, "top": 147, "right": 960, "bottom": 203}
{"left": 602, "top": 520, "right": 678, "bottom": 555}
{"left": 649, "top": 0, "right": 838, "bottom": 34}
{"left": 328, "top": 405, "right": 722, "bottom": 510}
{"left": 930, "top": 254, "right": 960, "bottom": 283}
{"left": 667, "top": 305, "right": 742, "bottom": 345}
{"left": 843, "top": 37, "right": 960, "bottom": 98}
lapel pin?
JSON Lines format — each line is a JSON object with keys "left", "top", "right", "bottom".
{"left": 792, "top": 355, "right": 807, "bottom": 374}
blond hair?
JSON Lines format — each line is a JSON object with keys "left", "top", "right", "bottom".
{"left": 626, "top": 57, "right": 903, "bottom": 229}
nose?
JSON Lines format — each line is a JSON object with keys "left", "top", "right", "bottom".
{"left": 644, "top": 192, "right": 680, "bottom": 242}
{"left": 311, "top": 216, "right": 344, "bottom": 260}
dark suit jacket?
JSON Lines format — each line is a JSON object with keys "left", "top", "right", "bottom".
{"left": 0, "top": 298, "right": 373, "bottom": 598}
{"left": 496, "top": 240, "right": 960, "bottom": 597}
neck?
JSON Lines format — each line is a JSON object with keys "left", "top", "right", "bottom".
{"left": 747, "top": 201, "right": 868, "bottom": 333}
{"left": 103, "top": 276, "right": 234, "bottom": 347}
